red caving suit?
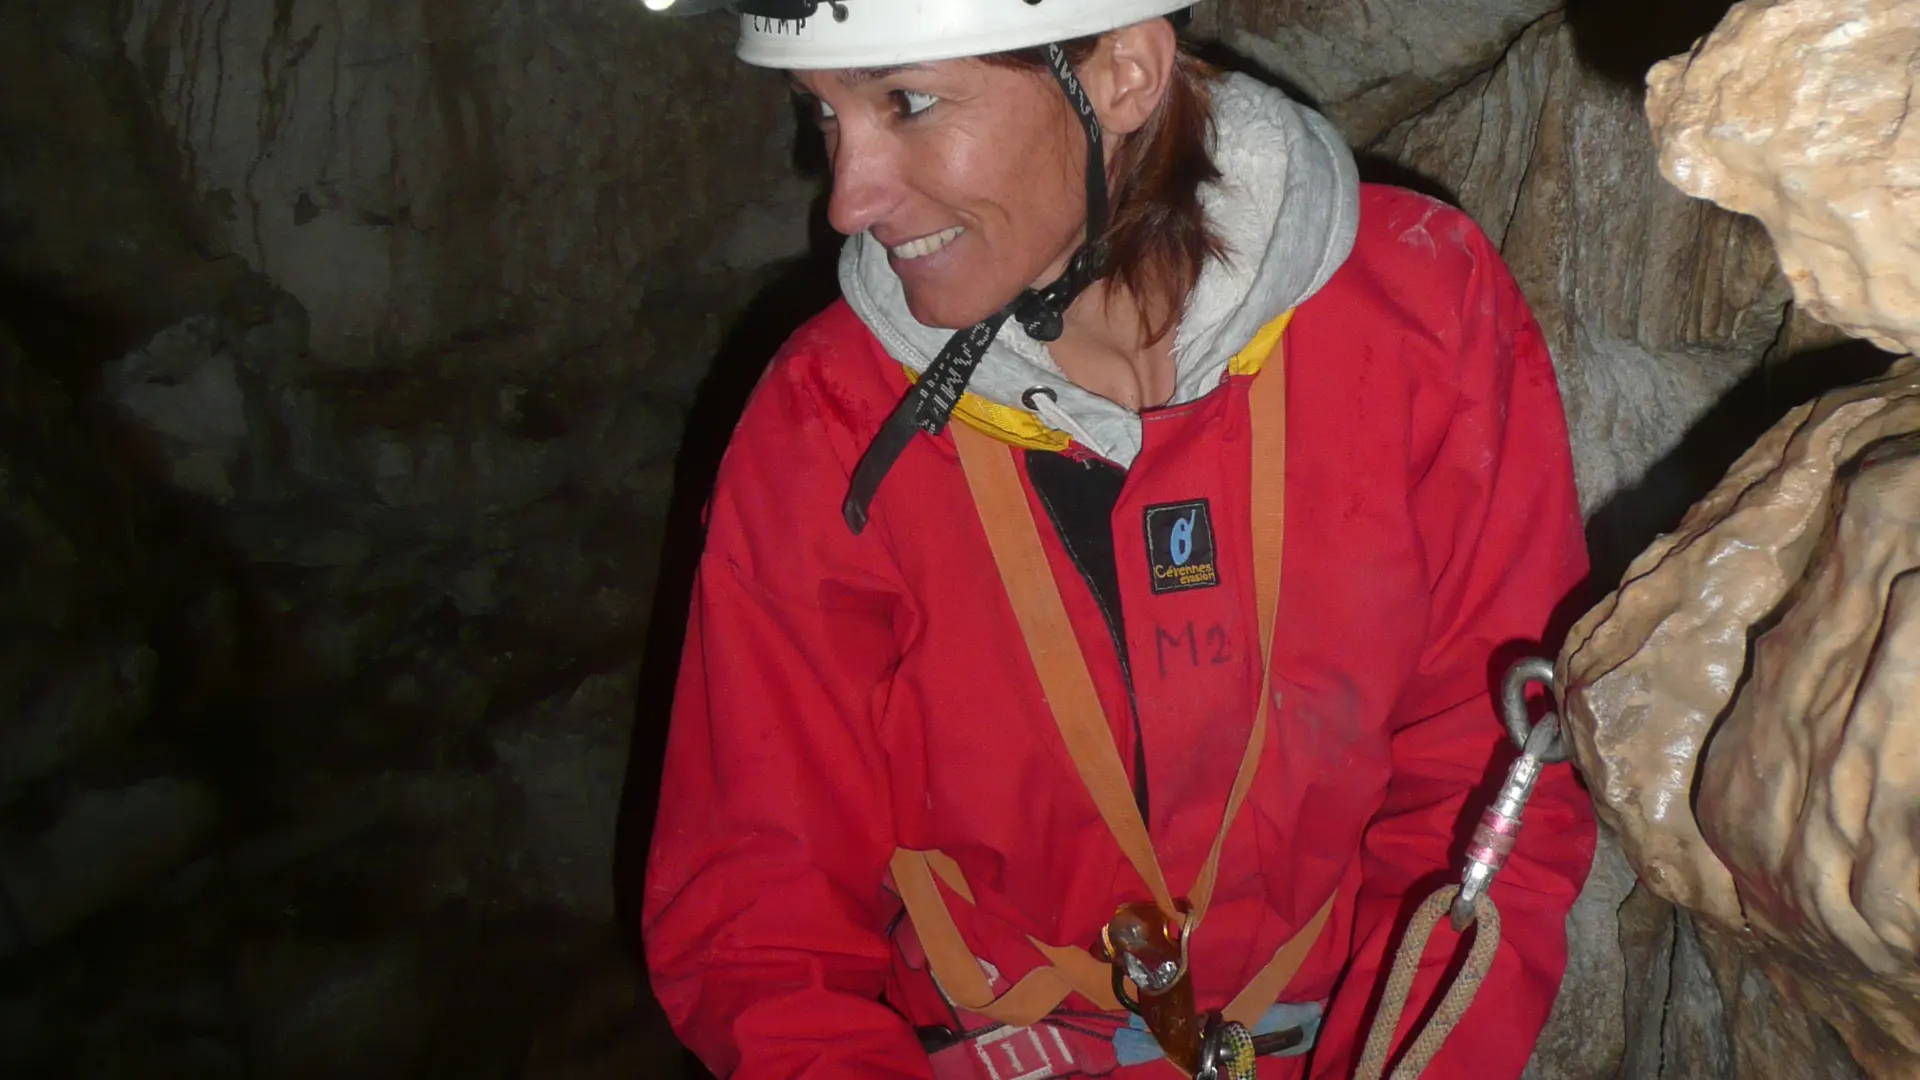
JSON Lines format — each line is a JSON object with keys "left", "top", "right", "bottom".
{"left": 644, "top": 69, "right": 1596, "bottom": 1080}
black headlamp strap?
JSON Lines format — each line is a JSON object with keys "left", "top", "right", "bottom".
{"left": 1047, "top": 41, "right": 1110, "bottom": 248}
{"left": 840, "top": 41, "right": 1114, "bottom": 534}
{"left": 843, "top": 302, "right": 1019, "bottom": 532}
{"left": 1014, "top": 44, "right": 1112, "bottom": 343}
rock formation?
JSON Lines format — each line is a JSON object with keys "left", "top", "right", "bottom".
{"left": 1645, "top": 0, "right": 1920, "bottom": 358}
{"left": 1560, "top": 2, "right": 1920, "bottom": 1076}
{"left": 1193, "top": 0, "right": 1564, "bottom": 143}
{"left": 1561, "top": 366, "right": 1920, "bottom": 1077}
{"left": 1369, "top": 12, "right": 1794, "bottom": 529}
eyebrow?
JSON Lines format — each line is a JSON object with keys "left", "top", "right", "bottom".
{"left": 788, "top": 63, "right": 931, "bottom": 93}
{"left": 844, "top": 63, "right": 927, "bottom": 85}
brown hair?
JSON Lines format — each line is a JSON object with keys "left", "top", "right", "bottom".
{"left": 987, "top": 34, "right": 1226, "bottom": 345}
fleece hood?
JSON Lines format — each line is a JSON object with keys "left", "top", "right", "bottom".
{"left": 839, "top": 71, "right": 1362, "bottom": 467}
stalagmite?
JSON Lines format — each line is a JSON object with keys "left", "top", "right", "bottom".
{"left": 1560, "top": 1, "right": 1920, "bottom": 1075}
{"left": 1644, "top": 0, "right": 1920, "bottom": 357}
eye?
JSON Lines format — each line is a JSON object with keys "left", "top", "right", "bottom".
{"left": 889, "top": 89, "right": 939, "bottom": 118}
{"left": 793, "top": 92, "right": 836, "bottom": 125}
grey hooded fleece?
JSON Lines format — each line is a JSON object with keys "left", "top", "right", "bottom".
{"left": 838, "top": 71, "right": 1363, "bottom": 468}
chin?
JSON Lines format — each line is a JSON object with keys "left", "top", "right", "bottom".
{"left": 902, "top": 286, "right": 1004, "bottom": 332}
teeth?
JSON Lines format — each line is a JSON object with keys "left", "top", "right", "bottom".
{"left": 890, "top": 225, "right": 964, "bottom": 260}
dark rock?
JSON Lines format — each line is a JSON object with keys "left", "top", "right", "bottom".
{"left": 1198, "top": 0, "right": 1565, "bottom": 143}
{"left": 0, "top": 775, "right": 220, "bottom": 957}
{"left": 1367, "top": 15, "right": 1794, "bottom": 525}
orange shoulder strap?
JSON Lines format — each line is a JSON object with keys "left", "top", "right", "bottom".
{"left": 951, "top": 410, "right": 1181, "bottom": 915}
{"left": 896, "top": 327, "right": 1330, "bottom": 1028}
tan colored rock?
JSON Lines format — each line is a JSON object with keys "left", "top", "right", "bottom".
{"left": 1696, "top": 430, "right": 1920, "bottom": 1074}
{"left": 1555, "top": 7, "right": 1920, "bottom": 1073}
{"left": 1646, "top": 0, "right": 1920, "bottom": 358}
{"left": 1560, "top": 360, "right": 1920, "bottom": 1077}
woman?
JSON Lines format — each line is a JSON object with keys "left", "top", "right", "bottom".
{"left": 641, "top": 3, "right": 1596, "bottom": 1078}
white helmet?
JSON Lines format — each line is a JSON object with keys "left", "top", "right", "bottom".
{"left": 741, "top": 0, "right": 1197, "bottom": 70}
{"left": 645, "top": 1, "right": 1198, "bottom": 70}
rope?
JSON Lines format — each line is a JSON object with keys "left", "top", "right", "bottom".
{"left": 1351, "top": 885, "right": 1502, "bottom": 1080}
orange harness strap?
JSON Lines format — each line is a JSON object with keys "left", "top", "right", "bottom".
{"left": 893, "top": 326, "right": 1334, "bottom": 1031}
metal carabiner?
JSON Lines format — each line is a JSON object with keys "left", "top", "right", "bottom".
{"left": 1451, "top": 657, "right": 1567, "bottom": 931}
{"left": 1194, "top": 1014, "right": 1307, "bottom": 1080}
{"left": 1498, "top": 656, "right": 1569, "bottom": 764}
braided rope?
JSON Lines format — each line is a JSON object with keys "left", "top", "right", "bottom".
{"left": 1352, "top": 886, "right": 1502, "bottom": 1080}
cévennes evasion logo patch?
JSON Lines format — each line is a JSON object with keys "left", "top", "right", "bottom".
{"left": 1143, "top": 499, "right": 1218, "bottom": 594}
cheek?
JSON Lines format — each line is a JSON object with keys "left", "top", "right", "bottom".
{"left": 907, "top": 126, "right": 997, "bottom": 214}
{"left": 926, "top": 118, "right": 1081, "bottom": 233}
{"left": 999, "top": 106, "right": 1087, "bottom": 228}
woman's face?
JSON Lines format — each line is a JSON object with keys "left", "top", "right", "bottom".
{"left": 793, "top": 59, "right": 1090, "bottom": 330}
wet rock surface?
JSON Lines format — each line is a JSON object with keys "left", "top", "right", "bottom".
{"left": 1646, "top": 0, "right": 1920, "bottom": 358}
{"left": 1561, "top": 363, "right": 1920, "bottom": 1077}
{"left": 1547, "top": 5, "right": 1919, "bottom": 1076}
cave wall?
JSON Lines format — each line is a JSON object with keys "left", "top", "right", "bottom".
{"left": 0, "top": 1, "right": 1896, "bottom": 1077}
{"left": 0, "top": 0, "right": 819, "bottom": 1075}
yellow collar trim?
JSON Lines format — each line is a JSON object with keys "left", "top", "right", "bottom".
{"left": 907, "top": 309, "right": 1295, "bottom": 452}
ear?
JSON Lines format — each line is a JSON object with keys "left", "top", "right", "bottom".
{"left": 1085, "top": 18, "right": 1179, "bottom": 139}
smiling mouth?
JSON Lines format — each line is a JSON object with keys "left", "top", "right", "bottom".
{"left": 888, "top": 225, "right": 965, "bottom": 261}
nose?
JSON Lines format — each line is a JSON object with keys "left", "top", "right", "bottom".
{"left": 825, "top": 123, "right": 903, "bottom": 237}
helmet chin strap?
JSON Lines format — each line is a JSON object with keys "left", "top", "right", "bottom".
{"left": 842, "top": 41, "right": 1112, "bottom": 534}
